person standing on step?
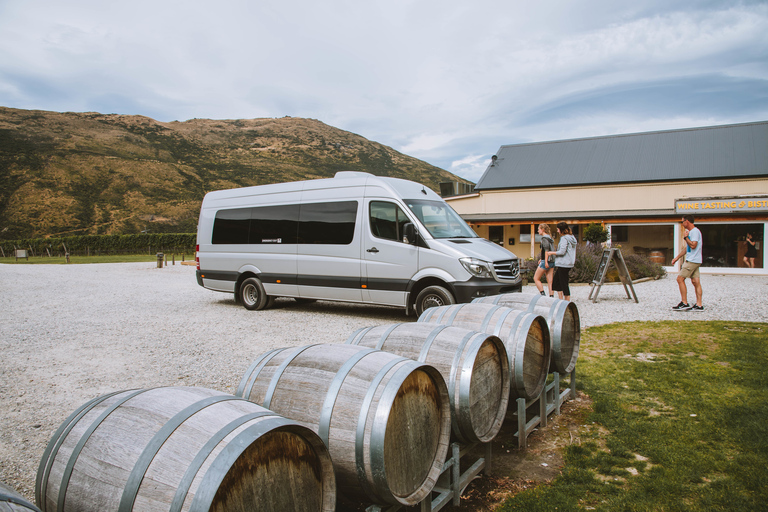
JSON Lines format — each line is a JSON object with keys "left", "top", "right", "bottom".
{"left": 671, "top": 214, "right": 704, "bottom": 311}
{"left": 534, "top": 223, "right": 555, "bottom": 297}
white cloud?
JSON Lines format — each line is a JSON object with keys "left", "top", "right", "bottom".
{"left": 0, "top": 0, "right": 767, "bottom": 181}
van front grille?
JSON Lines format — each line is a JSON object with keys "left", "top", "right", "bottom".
{"left": 493, "top": 259, "right": 520, "bottom": 281}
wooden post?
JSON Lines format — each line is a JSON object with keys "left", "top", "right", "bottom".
{"left": 530, "top": 223, "right": 535, "bottom": 259}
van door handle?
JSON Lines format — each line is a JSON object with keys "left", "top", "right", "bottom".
{"left": 367, "top": 247, "right": 379, "bottom": 253}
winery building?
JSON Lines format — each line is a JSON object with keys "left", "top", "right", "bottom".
{"left": 445, "top": 121, "right": 768, "bottom": 274}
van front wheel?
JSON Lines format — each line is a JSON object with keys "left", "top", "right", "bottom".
{"left": 414, "top": 286, "right": 455, "bottom": 317}
{"left": 239, "top": 277, "right": 269, "bottom": 310}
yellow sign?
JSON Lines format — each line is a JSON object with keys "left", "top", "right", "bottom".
{"left": 675, "top": 196, "right": 768, "bottom": 214}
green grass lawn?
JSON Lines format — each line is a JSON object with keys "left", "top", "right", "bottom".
{"left": 499, "top": 321, "right": 768, "bottom": 512}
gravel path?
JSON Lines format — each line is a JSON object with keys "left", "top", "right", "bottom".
{"left": 2, "top": 262, "right": 766, "bottom": 503}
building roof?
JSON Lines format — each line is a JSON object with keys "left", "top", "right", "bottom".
{"left": 475, "top": 121, "right": 768, "bottom": 191}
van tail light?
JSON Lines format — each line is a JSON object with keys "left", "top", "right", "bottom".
{"left": 195, "top": 244, "right": 200, "bottom": 270}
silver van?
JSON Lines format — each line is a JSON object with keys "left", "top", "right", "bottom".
{"left": 196, "top": 172, "right": 521, "bottom": 315}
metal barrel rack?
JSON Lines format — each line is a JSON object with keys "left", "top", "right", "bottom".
{"left": 513, "top": 370, "right": 577, "bottom": 449}
{"left": 365, "top": 369, "right": 577, "bottom": 511}
{"left": 365, "top": 440, "right": 491, "bottom": 512}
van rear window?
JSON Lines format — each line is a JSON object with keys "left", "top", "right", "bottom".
{"left": 212, "top": 201, "right": 357, "bottom": 245}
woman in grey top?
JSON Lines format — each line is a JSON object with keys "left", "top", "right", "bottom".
{"left": 534, "top": 223, "right": 555, "bottom": 297}
{"left": 546, "top": 222, "right": 577, "bottom": 301}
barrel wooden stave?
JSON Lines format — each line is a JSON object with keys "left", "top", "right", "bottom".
{"left": 347, "top": 323, "right": 509, "bottom": 443}
{"left": 473, "top": 293, "right": 581, "bottom": 373}
{"left": 418, "top": 303, "right": 551, "bottom": 400}
{"left": 236, "top": 343, "right": 451, "bottom": 507}
{"left": 36, "top": 386, "right": 335, "bottom": 512}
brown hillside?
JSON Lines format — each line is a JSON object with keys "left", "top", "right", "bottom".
{"left": 0, "top": 107, "right": 471, "bottom": 239}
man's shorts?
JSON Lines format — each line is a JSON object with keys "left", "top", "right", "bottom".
{"left": 680, "top": 260, "right": 701, "bottom": 280}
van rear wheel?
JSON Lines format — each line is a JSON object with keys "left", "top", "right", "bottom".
{"left": 239, "top": 277, "right": 269, "bottom": 310}
{"left": 414, "top": 285, "right": 455, "bottom": 317}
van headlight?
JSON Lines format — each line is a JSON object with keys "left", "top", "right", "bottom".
{"left": 460, "top": 257, "right": 493, "bottom": 278}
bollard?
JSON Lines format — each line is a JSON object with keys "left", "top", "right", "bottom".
{"left": 156, "top": 252, "right": 164, "bottom": 268}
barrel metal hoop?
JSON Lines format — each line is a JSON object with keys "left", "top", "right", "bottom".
{"left": 527, "top": 293, "right": 544, "bottom": 312}
{"left": 441, "top": 303, "right": 463, "bottom": 325}
{"left": 492, "top": 308, "right": 516, "bottom": 337}
{"left": 345, "top": 326, "right": 374, "bottom": 345}
{"left": 376, "top": 324, "right": 403, "bottom": 350}
{"left": 58, "top": 389, "right": 150, "bottom": 512}
{"left": 416, "top": 305, "right": 435, "bottom": 322}
{"left": 236, "top": 348, "right": 283, "bottom": 397}
{"left": 0, "top": 491, "right": 42, "bottom": 512}
{"left": 448, "top": 331, "right": 479, "bottom": 442}
{"left": 354, "top": 356, "right": 408, "bottom": 504}
{"left": 318, "top": 347, "right": 378, "bottom": 446}
{"left": 369, "top": 360, "right": 422, "bottom": 504}
{"left": 119, "top": 394, "right": 247, "bottom": 512}
{"left": 169, "top": 410, "right": 275, "bottom": 512}
{"left": 36, "top": 390, "right": 125, "bottom": 510}
{"left": 550, "top": 300, "right": 564, "bottom": 351}
{"left": 480, "top": 305, "right": 503, "bottom": 332}
{"left": 418, "top": 325, "right": 450, "bottom": 362}
{"left": 188, "top": 417, "right": 293, "bottom": 512}
{"left": 264, "top": 344, "right": 320, "bottom": 410}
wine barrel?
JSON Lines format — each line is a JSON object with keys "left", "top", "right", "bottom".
{"left": 649, "top": 250, "right": 665, "bottom": 265}
{"left": 1, "top": 482, "right": 41, "bottom": 512}
{"left": 346, "top": 323, "right": 509, "bottom": 444}
{"left": 473, "top": 293, "right": 580, "bottom": 373}
{"left": 36, "top": 387, "right": 335, "bottom": 512}
{"left": 236, "top": 343, "right": 451, "bottom": 507}
{"left": 418, "top": 303, "right": 550, "bottom": 400}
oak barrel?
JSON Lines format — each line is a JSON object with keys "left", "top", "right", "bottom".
{"left": 473, "top": 293, "right": 580, "bottom": 373}
{"left": 418, "top": 303, "right": 550, "bottom": 400}
{"left": 1, "top": 482, "right": 41, "bottom": 512}
{"left": 346, "top": 323, "right": 509, "bottom": 443}
{"left": 36, "top": 386, "right": 335, "bottom": 512}
{"left": 649, "top": 250, "right": 665, "bottom": 265}
{"left": 236, "top": 343, "right": 451, "bottom": 507}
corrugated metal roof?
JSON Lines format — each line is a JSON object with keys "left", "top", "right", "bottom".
{"left": 475, "top": 121, "right": 768, "bottom": 191}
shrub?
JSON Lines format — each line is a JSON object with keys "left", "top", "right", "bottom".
{"left": 522, "top": 243, "right": 666, "bottom": 284}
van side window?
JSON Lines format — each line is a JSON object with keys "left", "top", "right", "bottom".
{"left": 212, "top": 205, "right": 299, "bottom": 244}
{"left": 250, "top": 204, "right": 300, "bottom": 244}
{"left": 212, "top": 208, "right": 251, "bottom": 244}
{"left": 213, "top": 201, "right": 357, "bottom": 244}
{"left": 298, "top": 201, "right": 358, "bottom": 244}
{"left": 370, "top": 201, "right": 409, "bottom": 242}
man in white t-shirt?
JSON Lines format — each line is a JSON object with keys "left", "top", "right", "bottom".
{"left": 671, "top": 215, "right": 703, "bottom": 311}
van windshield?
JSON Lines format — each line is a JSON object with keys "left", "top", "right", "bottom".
{"left": 405, "top": 199, "right": 478, "bottom": 239}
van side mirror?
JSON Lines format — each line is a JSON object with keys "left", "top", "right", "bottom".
{"left": 403, "top": 223, "right": 417, "bottom": 245}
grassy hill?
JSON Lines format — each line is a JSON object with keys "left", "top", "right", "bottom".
{"left": 0, "top": 107, "right": 471, "bottom": 239}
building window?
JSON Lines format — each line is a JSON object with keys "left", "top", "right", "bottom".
{"left": 489, "top": 225, "right": 504, "bottom": 245}
{"left": 611, "top": 226, "right": 629, "bottom": 243}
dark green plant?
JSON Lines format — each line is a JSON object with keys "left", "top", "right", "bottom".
{"left": 583, "top": 222, "right": 609, "bottom": 244}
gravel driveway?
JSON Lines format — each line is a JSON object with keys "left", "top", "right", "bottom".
{"left": 2, "top": 262, "right": 766, "bottom": 503}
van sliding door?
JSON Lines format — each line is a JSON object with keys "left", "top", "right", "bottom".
{"left": 295, "top": 199, "right": 363, "bottom": 301}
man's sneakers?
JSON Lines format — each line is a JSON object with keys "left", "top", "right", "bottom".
{"left": 690, "top": 305, "right": 704, "bottom": 312}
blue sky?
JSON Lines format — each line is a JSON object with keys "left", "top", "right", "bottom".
{"left": 1, "top": 0, "right": 766, "bottom": 183}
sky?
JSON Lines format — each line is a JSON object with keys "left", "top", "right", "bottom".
{"left": 1, "top": 0, "right": 767, "bottom": 183}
